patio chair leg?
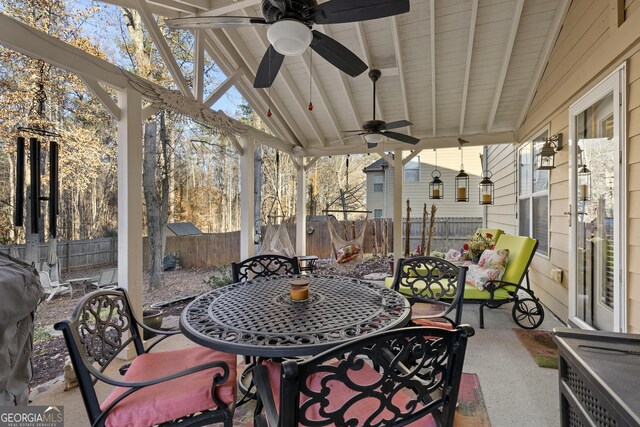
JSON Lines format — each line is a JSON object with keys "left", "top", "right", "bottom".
{"left": 479, "top": 302, "right": 486, "bottom": 329}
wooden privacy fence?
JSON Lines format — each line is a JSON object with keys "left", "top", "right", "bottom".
{"left": 0, "top": 238, "right": 117, "bottom": 271}
{"left": 403, "top": 217, "right": 482, "bottom": 253}
{"left": 0, "top": 217, "right": 482, "bottom": 270}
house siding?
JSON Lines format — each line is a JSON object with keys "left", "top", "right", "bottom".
{"left": 485, "top": 144, "right": 518, "bottom": 235}
{"left": 365, "top": 147, "right": 485, "bottom": 219}
{"left": 512, "top": 0, "right": 640, "bottom": 331}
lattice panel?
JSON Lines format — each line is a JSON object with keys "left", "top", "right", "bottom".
{"left": 565, "top": 365, "right": 618, "bottom": 427}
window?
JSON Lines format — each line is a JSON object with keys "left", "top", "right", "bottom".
{"left": 373, "top": 174, "right": 384, "bottom": 192}
{"left": 518, "top": 130, "right": 549, "bottom": 256}
{"left": 374, "top": 209, "right": 383, "bottom": 218}
{"left": 404, "top": 157, "right": 420, "bottom": 182}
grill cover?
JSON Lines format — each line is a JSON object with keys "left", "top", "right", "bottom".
{"left": 0, "top": 253, "right": 43, "bottom": 405}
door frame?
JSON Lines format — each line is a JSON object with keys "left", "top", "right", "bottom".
{"left": 568, "top": 63, "right": 627, "bottom": 332}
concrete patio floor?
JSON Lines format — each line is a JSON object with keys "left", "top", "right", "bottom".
{"left": 30, "top": 302, "right": 565, "bottom": 427}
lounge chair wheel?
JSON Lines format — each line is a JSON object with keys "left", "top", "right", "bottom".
{"left": 512, "top": 298, "right": 544, "bottom": 329}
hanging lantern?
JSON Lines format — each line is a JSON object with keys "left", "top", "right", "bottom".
{"left": 455, "top": 139, "right": 469, "bottom": 202}
{"left": 430, "top": 170, "right": 443, "bottom": 199}
{"left": 479, "top": 170, "right": 494, "bottom": 205}
{"left": 429, "top": 149, "right": 443, "bottom": 199}
{"left": 536, "top": 134, "right": 563, "bottom": 170}
{"left": 578, "top": 164, "right": 591, "bottom": 202}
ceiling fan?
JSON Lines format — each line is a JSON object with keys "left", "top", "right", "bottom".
{"left": 337, "top": 69, "right": 420, "bottom": 148}
{"left": 165, "top": 0, "right": 411, "bottom": 88}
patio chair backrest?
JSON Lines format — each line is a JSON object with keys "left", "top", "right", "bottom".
{"left": 38, "top": 271, "right": 55, "bottom": 292}
{"left": 276, "top": 325, "right": 474, "bottom": 427}
{"left": 494, "top": 235, "right": 538, "bottom": 285}
{"left": 231, "top": 254, "right": 300, "bottom": 283}
{"left": 391, "top": 256, "right": 467, "bottom": 325}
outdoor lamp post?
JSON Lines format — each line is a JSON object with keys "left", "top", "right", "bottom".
{"left": 536, "top": 134, "right": 563, "bottom": 170}
{"left": 578, "top": 164, "right": 591, "bottom": 201}
{"left": 479, "top": 170, "right": 494, "bottom": 205}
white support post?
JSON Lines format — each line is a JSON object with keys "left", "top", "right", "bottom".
{"left": 117, "top": 88, "right": 143, "bottom": 329}
{"left": 393, "top": 151, "right": 404, "bottom": 265}
{"left": 239, "top": 136, "right": 255, "bottom": 260}
{"left": 296, "top": 158, "right": 307, "bottom": 256}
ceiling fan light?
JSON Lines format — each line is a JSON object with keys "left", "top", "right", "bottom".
{"left": 364, "top": 133, "right": 384, "bottom": 144}
{"left": 267, "top": 20, "right": 312, "bottom": 56}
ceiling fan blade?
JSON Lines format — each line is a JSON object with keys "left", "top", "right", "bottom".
{"left": 310, "top": 31, "right": 367, "bottom": 78}
{"left": 310, "top": 0, "right": 410, "bottom": 25}
{"left": 383, "top": 131, "right": 421, "bottom": 145}
{"left": 165, "top": 16, "right": 267, "bottom": 29}
{"left": 254, "top": 45, "right": 285, "bottom": 88}
{"left": 382, "top": 120, "right": 413, "bottom": 130}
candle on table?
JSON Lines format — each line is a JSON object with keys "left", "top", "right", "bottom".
{"left": 290, "top": 279, "right": 309, "bottom": 302}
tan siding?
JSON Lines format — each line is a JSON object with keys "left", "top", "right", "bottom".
{"left": 519, "top": 0, "right": 640, "bottom": 329}
{"left": 485, "top": 144, "right": 517, "bottom": 234}
{"left": 627, "top": 0, "right": 640, "bottom": 18}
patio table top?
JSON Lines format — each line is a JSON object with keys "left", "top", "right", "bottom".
{"left": 180, "top": 275, "right": 411, "bottom": 357}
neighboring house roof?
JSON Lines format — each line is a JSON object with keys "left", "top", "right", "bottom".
{"left": 363, "top": 156, "right": 392, "bottom": 173}
{"left": 165, "top": 222, "right": 202, "bottom": 236}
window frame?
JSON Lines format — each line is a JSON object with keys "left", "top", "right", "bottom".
{"left": 373, "top": 209, "right": 383, "bottom": 218}
{"left": 373, "top": 173, "right": 384, "bottom": 193}
{"left": 518, "top": 127, "right": 550, "bottom": 258}
{"left": 403, "top": 156, "right": 421, "bottom": 183}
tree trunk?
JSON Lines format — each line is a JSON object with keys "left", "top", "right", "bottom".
{"left": 143, "top": 122, "right": 163, "bottom": 289}
{"left": 160, "top": 112, "right": 170, "bottom": 256}
{"left": 420, "top": 203, "right": 427, "bottom": 256}
{"left": 404, "top": 199, "right": 411, "bottom": 257}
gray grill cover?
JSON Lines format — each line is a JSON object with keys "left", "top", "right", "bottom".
{"left": 0, "top": 253, "right": 43, "bottom": 406}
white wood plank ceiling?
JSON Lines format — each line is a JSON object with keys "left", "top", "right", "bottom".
{"left": 99, "top": 0, "right": 570, "bottom": 154}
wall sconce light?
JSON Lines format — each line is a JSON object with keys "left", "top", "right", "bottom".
{"left": 429, "top": 149, "right": 443, "bottom": 199}
{"left": 455, "top": 138, "right": 469, "bottom": 202}
{"left": 578, "top": 164, "right": 591, "bottom": 201}
{"left": 536, "top": 133, "right": 563, "bottom": 170}
{"left": 479, "top": 170, "right": 494, "bottom": 205}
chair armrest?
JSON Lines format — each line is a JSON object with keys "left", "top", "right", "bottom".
{"left": 253, "top": 364, "right": 280, "bottom": 427}
{"left": 87, "top": 358, "right": 230, "bottom": 389}
{"left": 138, "top": 323, "right": 181, "bottom": 353}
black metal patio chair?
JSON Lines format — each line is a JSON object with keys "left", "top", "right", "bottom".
{"left": 231, "top": 254, "right": 300, "bottom": 283}
{"left": 391, "top": 256, "right": 468, "bottom": 328}
{"left": 253, "top": 325, "right": 475, "bottom": 427}
{"left": 55, "top": 288, "right": 237, "bottom": 427}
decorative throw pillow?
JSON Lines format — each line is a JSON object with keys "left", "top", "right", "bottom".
{"left": 465, "top": 265, "right": 501, "bottom": 291}
{"left": 336, "top": 244, "right": 361, "bottom": 264}
{"left": 478, "top": 249, "right": 509, "bottom": 275}
{"left": 445, "top": 249, "right": 461, "bottom": 262}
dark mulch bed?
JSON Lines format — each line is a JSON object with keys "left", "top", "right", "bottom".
{"left": 32, "top": 336, "right": 67, "bottom": 387}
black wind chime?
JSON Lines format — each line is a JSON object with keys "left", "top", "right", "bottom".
{"left": 15, "top": 63, "right": 60, "bottom": 238}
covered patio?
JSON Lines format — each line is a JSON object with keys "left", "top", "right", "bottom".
{"left": 2, "top": 0, "right": 640, "bottom": 425}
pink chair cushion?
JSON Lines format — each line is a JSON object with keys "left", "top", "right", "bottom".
{"left": 101, "top": 346, "right": 237, "bottom": 427}
{"left": 411, "top": 318, "right": 455, "bottom": 329}
{"left": 263, "top": 360, "right": 437, "bottom": 427}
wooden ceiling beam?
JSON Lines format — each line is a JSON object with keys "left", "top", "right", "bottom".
{"left": 486, "top": 0, "right": 524, "bottom": 133}
{"left": 430, "top": 0, "right": 436, "bottom": 137}
{"left": 197, "top": 0, "right": 262, "bottom": 17}
{"left": 390, "top": 16, "right": 410, "bottom": 135}
{"left": 193, "top": 29, "right": 205, "bottom": 102}
{"left": 203, "top": 67, "right": 244, "bottom": 108}
{"left": 459, "top": 0, "right": 478, "bottom": 135}
{"left": 516, "top": 0, "right": 571, "bottom": 129}
{"left": 134, "top": 0, "right": 194, "bottom": 98}
{"left": 98, "top": 0, "right": 181, "bottom": 18}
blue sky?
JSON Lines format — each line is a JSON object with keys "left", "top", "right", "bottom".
{"left": 69, "top": 0, "right": 246, "bottom": 118}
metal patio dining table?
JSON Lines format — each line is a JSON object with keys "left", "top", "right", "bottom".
{"left": 180, "top": 275, "right": 412, "bottom": 358}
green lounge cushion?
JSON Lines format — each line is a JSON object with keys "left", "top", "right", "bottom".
{"left": 493, "top": 235, "right": 537, "bottom": 285}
